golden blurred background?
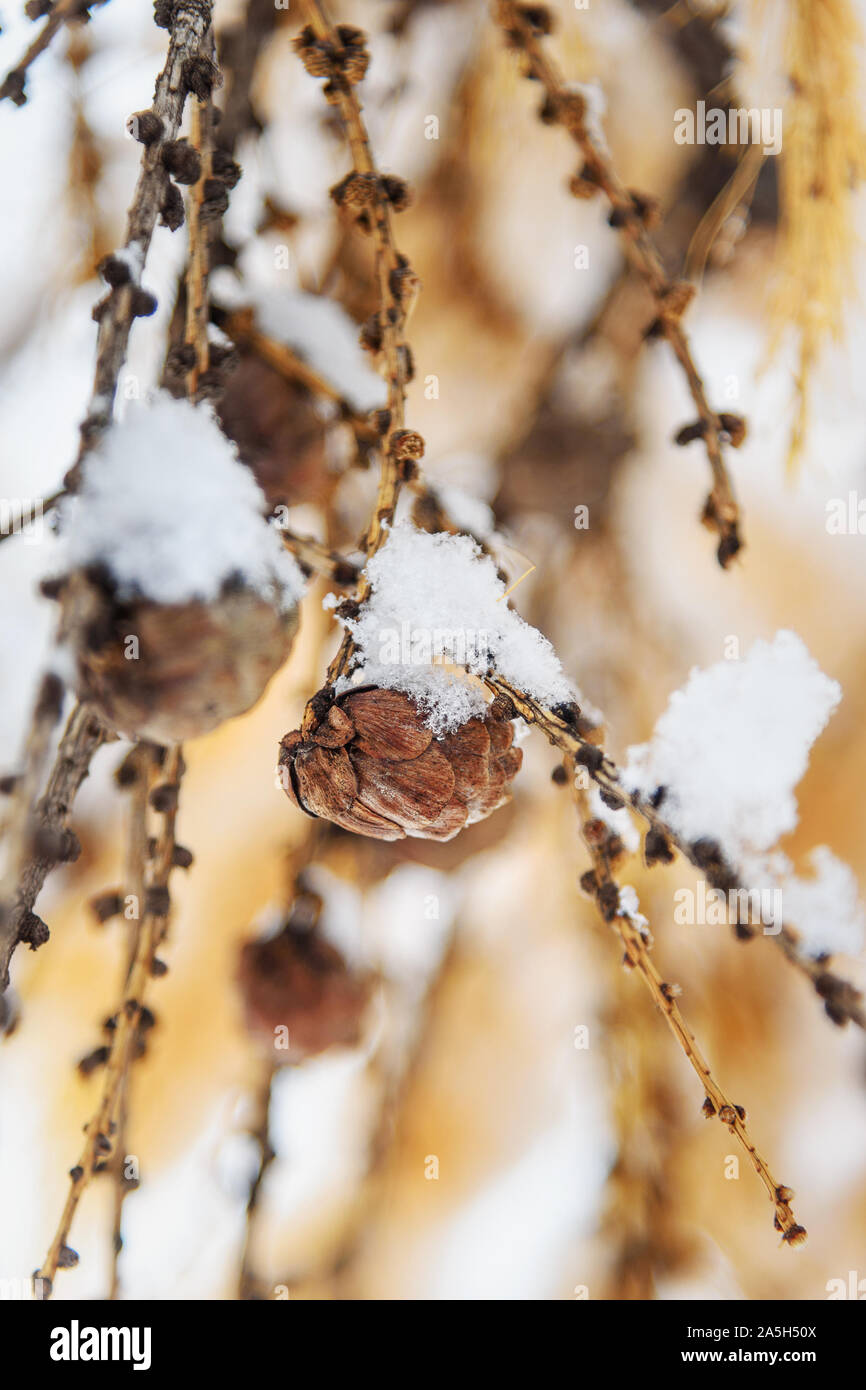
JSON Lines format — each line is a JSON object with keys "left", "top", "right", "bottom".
{"left": 1, "top": 0, "right": 865, "bottom": 1300}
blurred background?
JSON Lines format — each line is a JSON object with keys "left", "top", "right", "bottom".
{"left": 1, "top": 0, "right": 865, "bottom": 1300}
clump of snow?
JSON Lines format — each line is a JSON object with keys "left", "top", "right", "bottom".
{"left": 781, "top": 848, "right": 866, "bottom": 960}
{"left": 617, "top": 885, "right": 649, "bottom": 938}
{"left": 211, "top": 272, "right": 387, "bottom": 415}
{"left": 335, "top": 523, "right": 575, "bottom": 734}
{"left": 569, "top": 81, "right": 609, "bottom": 153}
{"left": 624, "top": 632, "right": 841, "bottom": 866}
{"left": 62, "top": 395, "right": 305, "bottom": 610}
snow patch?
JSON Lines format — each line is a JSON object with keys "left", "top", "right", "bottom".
{"left": 624, "top": 632, "right": 841, "bottom": 865}
{"left": 335, "top": 523, "right": 575, "bottom": 734}
{"left": 782, "top": 848, "right": 866, "bottom": 960}
{"left": 62, "top": 395, "right": 305, "bottom": 610}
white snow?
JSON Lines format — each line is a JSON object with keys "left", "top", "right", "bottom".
{"left": 61, "top": 395, "right": 305, "bottom": 609}
{"left": 618, "top": 884, "right": 649, "bottom": 935}
{"left": 624, "top": 632, "right": 841, "bottom": 865}
{"left": 335, "top": 522, "right": 575, "bottom": 734}
{"left": 569, "top": 80, "right": 610, "bottom": 153}
{"left": 781, "top": 848, "right": 866, "bottom": 960}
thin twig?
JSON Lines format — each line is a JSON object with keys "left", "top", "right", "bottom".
{"left": 295, "top": 0, "right": 420, "bottom": 684}
{"left": 573, "top": 775, "right": 805, "bottom": 1245}
{"left": 107, "top": 745, "right": 153, "bottom": 1299}
{"left": 280, "top": 529, "right": 360, "bottom": 586}
{"left": 0, "top": 673, "right": 65, "bottom": 922}
{"left": 685, "top": 142, "right": 765, "bottom": 284}
{"left": 67, "top": 0, "right": 217, "bottom": 481}
{"left": 0, "top": 0, "right": 106, "bottom": 107}
{"left": 494, "top": 0, "right": 743, "bottom": 567}
{"left": 0, "top": 701, "right": 107, "bottom": 990}
{"left": 184, "top": 50, "right": 215, "bottom": 396}
{"left": 218, "top": 307, "right": 376, "bottom": 434}
{"left": 35, "top": 746, "right": 184, "bottom": 1296}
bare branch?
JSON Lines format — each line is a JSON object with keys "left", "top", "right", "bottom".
{"left": 68, "top": 0, "right": 218, "bottom": 480}
{"left": 36, "top": 745, "right": 185, "bottom": 1297}
{"left": 236, "top": 1059, "right": 277, "bottom": 1300}
{"left": 0, "top": 701, "right": 107, "bottom": 990}
{"left": 295, "top": 1, "right": 420, "bottom": 684}
{"left": 494, "top": 0, "right": 744, "bottom": 568}
{"left": 0, "top": 0, "right": 107, "bottom": 107}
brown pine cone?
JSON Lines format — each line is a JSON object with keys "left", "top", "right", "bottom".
{"left": 278, "top": 688, "right": 522, "bottom": 841}
{"left": 237, "top": 908, "right": 373, "bottom": 1063}
{"left": 58, "top": 567, "right": 298, "bottom": 744}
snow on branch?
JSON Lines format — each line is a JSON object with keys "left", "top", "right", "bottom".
{"left": 60, "top": 395, "right": 304, "bottom": 610}
{"left": 623, "top": 631, "right": 841, "bottom": 868}
{"left": 334, "top": 522, "right": 575, "bottom": 734}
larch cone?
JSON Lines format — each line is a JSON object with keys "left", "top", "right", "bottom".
{"left": 278, "top": 687, "right": 522, "bottom": 841}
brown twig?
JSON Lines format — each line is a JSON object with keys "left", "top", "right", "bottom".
{"left": 598, "top": 963, "right": 691, "bottom": 1298}
{"left": 36, "top": 745, "right": 185, "bottom": 1297}
{"left": 295, "top": 1, "right": 420, "bottom": 684}
{"left": 280, "top": 528, "right": 360, "bottom": 587}
{"left": 219, "top": 307, "right": 376, "bottom": 434}
{"left": 573, "top": 775, "right": 805, "bottom": 1245}
{"left": 106, "top": 745, "right": 154, "bottom": 1299}
{"left": 494, "top": 0, "right": 743, "bottom": 568}
{"left": 485, "top": 673, "right": 866, "bottom": 1033}
{"left": 68, "top": 0, "right": 218, "bottom": 480}
{"left": 0, "top": 701, "right": 108, "bottom": 990}
{"left": 0, "top": 0, "right": 106, "bottom": 107}
{"left": 184, "top": 46, "right": 215, "bottom": 396}
{"left": 0, "top": 673, "right": 66, "bottom": 924}
{"left": 64, "top": 28, "right": 113, "bottom": 284}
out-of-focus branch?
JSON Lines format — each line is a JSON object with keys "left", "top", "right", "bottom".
{"left": 236, "top": 1059, "right": 277, "bottom": 1300}
{"left": 184, "top": 67, "right": 215, "bottom": 396}
{"left": 494, "top": 1, "right": 744, "bottom": 568}
{"left": 280, "top": 529, "right": 360, "bottom": 587}
{"left": 0, "top": 0, "right": 107, "bottom": 107}
{"left": 218, "top": 308, "right": 376, "bottom": 437}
